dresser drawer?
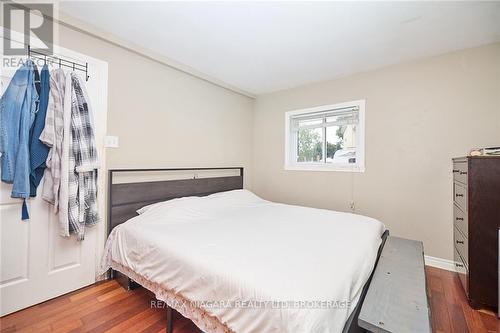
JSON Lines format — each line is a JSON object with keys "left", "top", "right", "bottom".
{"left": 454, "top": 226, "right": 468, "bottom": 266}
{"left": 453, "top": 181, "right": 467, "bottom": 212}
{"left": 454, "top": 247, "right": 468, "bottom": 296}
{"left": 453, "top": 161, "right": 468, "bottom": 185}
{"left": 453, "top": 203, "right": 468, "bottom": 237}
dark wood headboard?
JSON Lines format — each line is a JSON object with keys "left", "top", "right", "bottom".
{"left": 107, "top": 167, "right": 244, "bottom": 235}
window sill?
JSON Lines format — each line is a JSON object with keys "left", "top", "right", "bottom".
{"left": 284, "top": 163, "right": 365, "bottom": 173}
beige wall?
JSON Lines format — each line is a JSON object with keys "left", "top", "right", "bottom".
{"left": 53, "top": 24, "right": 254, "bottom": 186}
{"left": 252, "top": 43, "right": 500, "bottom": 260}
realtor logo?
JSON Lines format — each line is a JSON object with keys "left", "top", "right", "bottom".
{"left": 3, "top": 2, "right": 54, "bottom": 55}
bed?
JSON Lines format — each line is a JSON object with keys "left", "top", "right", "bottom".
{"left": 101, "top": 168, "right": 388, "bottom": 333}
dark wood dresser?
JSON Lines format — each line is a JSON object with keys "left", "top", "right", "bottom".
{"left": 452, "top": 156, "right": 500, "bottom": 309}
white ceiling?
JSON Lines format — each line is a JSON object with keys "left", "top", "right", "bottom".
{"left": 59, "top": 1, "right": 500, "bottom": 95}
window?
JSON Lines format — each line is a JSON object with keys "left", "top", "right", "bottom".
{"left": 284, "top": 100, "right": 365, "bottom": 172}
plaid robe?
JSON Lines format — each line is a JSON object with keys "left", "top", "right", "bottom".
{"left": 68, "top": 74, "right": 99, "bottom": 240}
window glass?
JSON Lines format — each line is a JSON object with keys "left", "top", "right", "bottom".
{"left": 326, "top": 125, "right": 357, "bottom": 164}
{"left": 297, "top": 127, "right": 323, "bottom": 162}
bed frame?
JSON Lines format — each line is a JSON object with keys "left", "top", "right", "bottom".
{"left": 107, "top": 167, "right": 389, "bottom": 333}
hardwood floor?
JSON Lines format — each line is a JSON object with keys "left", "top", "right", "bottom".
{"left": 0, "top": 280, "right": 200, "bottom": 333}
{"left": 1, "top": 267, "right": 498, "bottom": 333}
{"left": 426, "top": 266, "right": 498, "bottom": 333}
{"left": 425, "top": 266, "right": 500, "bottom": 333}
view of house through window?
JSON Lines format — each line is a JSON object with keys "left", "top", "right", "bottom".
{"left": 285, "top": 101, "right": 365, "bottom": 171}
{"left": 297, "top": 120, "right": 357, "bottom": 164}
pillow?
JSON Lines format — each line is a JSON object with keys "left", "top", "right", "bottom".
{"left": 136, "top": 201, "right": 164, "bottom": 215}
{"left": 136, "top": 189, "right": 260, "bottom": 215}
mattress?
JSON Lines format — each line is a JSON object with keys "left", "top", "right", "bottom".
{"left": 101, "top": 189, "right": 385, "bottom": 333}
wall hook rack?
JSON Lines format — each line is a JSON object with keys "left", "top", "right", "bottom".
{"left": 27, "top": 45, "right": 90, "bottom": 81}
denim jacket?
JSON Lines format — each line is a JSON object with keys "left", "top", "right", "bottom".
{"left": 0, "top": 60, "right": 38, "bottom": 201}
{"left": 29, "top": 64, "right": 50, "bottom": 196}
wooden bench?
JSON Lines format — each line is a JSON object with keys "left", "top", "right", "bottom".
{"left": 358, "top": 236, "right": 431, "bottom": 333}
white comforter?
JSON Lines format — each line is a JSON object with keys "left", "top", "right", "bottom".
{"left": 102, "top": 190, "right": 385, "bottom": 333}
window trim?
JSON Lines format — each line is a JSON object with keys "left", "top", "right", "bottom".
{"left": 284, "top": 100, "right": 365, "bottom": 172}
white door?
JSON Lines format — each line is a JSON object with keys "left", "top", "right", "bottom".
{"left": 0, "top": 30, "right": 108, "bottom": 316}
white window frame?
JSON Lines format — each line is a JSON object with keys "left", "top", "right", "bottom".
{"left": 284, "top": 100, "right": 365, "bottom": 172}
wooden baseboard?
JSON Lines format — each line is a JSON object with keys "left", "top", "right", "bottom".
{"left": 424, "top": 255, "right": 456, "bottom": 272}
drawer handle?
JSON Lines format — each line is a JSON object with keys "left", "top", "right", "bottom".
{"left": 456, "top": 217, "right": 464, "bottom": 221}
{"left": 460, "top": 171, "right": 467, "bottom": 175}
{"left": 453, "top": 169, "right": 459, "bottom": 173}
{"left": 455, "top": 194, "right": 464, "bottom": 197}
{"left": 456, "top": 240, "right": 464, "bottom": 244}
{"left": 455, "top": 263, "right": 464, "bottom": 268}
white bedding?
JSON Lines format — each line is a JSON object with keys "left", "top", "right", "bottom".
{"left": 102, "top": 190, "right": 385, "bottom": 333}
